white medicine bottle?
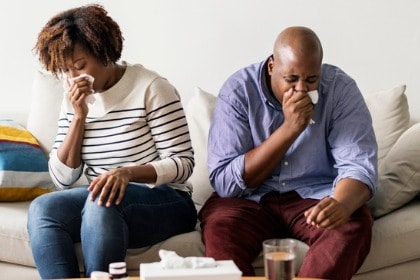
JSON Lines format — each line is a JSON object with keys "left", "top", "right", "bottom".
{"left": 109, "top": 261, "right": 128, "bottom": 280}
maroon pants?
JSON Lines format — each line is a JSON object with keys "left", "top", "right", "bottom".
{"left": 199, "top": 191, "right": 373, "bottom": 280}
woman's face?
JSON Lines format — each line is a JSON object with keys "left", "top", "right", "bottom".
{"left": 64, "top": 44, "right": 110, "bottom": 92}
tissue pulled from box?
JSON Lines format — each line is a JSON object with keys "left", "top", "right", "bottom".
{"left": 159, "top": 249, "right": 216, "bottom": 269}
{"left": 62, "top": 73, "right": 96, "bottom": 105}
{"left": 308, "top": 90, "right": 318, "bottom": 104}
{"left": 308, "top": 90, "right": 318, "bottom": 124}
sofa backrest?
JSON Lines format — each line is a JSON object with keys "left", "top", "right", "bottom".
{"left": 26, "top": 70, "right": 62, "bottom": 156}
{"left": 27, "top": 70, "right": 420, "bottom": 216}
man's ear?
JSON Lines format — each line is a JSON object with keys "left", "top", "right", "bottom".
{"left": 268, "top": 56, "right": 275, "bottom": 75}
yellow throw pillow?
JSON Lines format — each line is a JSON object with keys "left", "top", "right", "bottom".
{"left": 0, "top": 120, "right": 55, "bottom": 201}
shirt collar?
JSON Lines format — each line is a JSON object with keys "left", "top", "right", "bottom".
{"left": 259, "top": 56, "right": 282, "bottom": 111}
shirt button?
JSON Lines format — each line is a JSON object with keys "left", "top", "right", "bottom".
{"left": 284, "top": 161, "right": 289, "bottom": 166}
{"left": 282, "top": 182, "right": 286, "bottom": 186}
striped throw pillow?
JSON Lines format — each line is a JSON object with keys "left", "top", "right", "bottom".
{"left": 0, "top": 120, "right": 55, "bottom": 201}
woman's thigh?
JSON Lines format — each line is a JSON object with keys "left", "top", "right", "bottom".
{"left": 83, "top": 183, "right": 197, "bottom": 248}
{"left": 28, "top": 186, "right": 89, "bottom": 241}
{"left": 124, "top": 184, "right": 197, "bottom": 247}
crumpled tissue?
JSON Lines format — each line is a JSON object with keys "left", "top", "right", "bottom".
{"left": 308, "top": 90, "right": 318, "bottom": 124}
{"left": 159, "top": 249, "right": 216, "bottom": 269}
{"left": 62, "top": 73, "right": 96, "bottom": 105}
{"left": 139, "top": 250, "right": 242, "bottom": 280}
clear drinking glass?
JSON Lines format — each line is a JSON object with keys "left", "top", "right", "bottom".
{"left": 263, "top": 238, "right": 297, "bottom": 280}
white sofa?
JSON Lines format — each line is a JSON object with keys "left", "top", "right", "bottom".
{"left": 1, "top": 70, "right": 420, "bottom": 280}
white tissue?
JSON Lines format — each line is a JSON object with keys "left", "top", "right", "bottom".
{"left": 63, "top": 73, "right": 96, "bottom": 105}
{"left": 308, "top": 90, "right": 318, "bottom": 124}
{"left": 158, "top": 250, "right": 216, "bottom": 269}
{"left": 308, "top": 90, "right": 318, "bottom": 104}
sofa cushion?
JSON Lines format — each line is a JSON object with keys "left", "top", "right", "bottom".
{"left": 368, "top": 123, "right": 420, "bottom": 218}
{"left": 358, "top": 199, "right": 420, "bottom": 273}
{"left": 26, "top": 70, "right": 63, "bottom": 156}
{"left": 0, "top": 120, "right": 55, "bottom": 201}
{"left": 363, "top": 85, "right": 410, "bottom": 164}
{"left": 185, "top": 87, "right": 217, "bottom": 210}
{"left": 0, "top": 201, "right": 34, "bottom": 266}
{"left": 0, "top": 200, "right": 205, "bottom": 273}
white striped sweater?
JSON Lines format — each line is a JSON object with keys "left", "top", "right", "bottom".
{"left": 48, "top": 63, "right": 194, "bottom": 192}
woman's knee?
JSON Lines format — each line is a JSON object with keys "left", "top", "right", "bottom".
{"left": 81, "top": 199, "right": 124, "bottom": 233}
{"left": 28, "top": 193, "right": 59, "bottom": 226}
{"left": 28, "top": 188, "right": 88, "bottom": 231}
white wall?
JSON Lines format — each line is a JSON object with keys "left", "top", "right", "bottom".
{"left": 1, "top": 0, "right": 420, "bottom": 121}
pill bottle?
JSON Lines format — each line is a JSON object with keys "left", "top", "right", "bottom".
{"left": 109, "top": 261, "right": 128, "bottom": 280}
{"left": 90, "top": 271, "right": 110, "bottom": 280}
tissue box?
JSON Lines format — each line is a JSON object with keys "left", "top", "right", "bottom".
{"left": 140, "top": 260, "right": 242, "bottom": 280}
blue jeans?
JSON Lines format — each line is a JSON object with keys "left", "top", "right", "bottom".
{"left": 27, "top": 184, "right": 197, "bottom": 279}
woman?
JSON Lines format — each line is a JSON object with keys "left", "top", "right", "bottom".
{"left": 27, "top": 4, "right": 197, "bottom": 278}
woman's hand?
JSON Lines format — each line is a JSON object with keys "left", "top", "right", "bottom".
{"left": 88, "top": 168, "right": 130, "bottom": 207}
{"left": 66, "top": 76, "right": 93, "bottom": 118}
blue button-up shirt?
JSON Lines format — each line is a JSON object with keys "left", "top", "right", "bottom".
{"left": 207, "top": 58, "right": 378, "bottom": 202}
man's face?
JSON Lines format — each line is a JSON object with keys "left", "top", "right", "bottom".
{"left": 268, "top": 46, "right": 321, "bottom": 104}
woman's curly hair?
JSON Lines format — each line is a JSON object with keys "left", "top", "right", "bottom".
{"left": 34, "top": 4, "right": 124, "bottom": 77}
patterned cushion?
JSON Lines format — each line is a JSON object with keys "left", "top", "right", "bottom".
{"left": 0, "top": 120, "right": 55, "bottom": 201}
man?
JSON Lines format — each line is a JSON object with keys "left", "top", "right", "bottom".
{"left": 199, "top": 26, "right": 377, "bottom": 280}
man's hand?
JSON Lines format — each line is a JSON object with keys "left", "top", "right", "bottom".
{"left": 304, "top": 197, "right": 350, "bottom": 230}
{"left": 282, "top": 88, "right": 314, "bottom": 133}
{"left": 304, "top": 178, "right": 372, "bottom": 230}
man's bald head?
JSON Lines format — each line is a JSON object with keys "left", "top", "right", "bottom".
{"left": 267, "top": 26, "right": 323, "bottom": 105}
{"left": 273, "top": 26, "right": 323, "bottom": 64}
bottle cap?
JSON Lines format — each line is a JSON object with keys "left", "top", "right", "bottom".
{"left": 109, "top": 262, "right": 128, "bottom": 278}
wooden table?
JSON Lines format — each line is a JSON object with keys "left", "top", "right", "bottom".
{"left": 73, "top": 277, "right": 323, "bottom": 280}
{"left": 80, "top": 277, "right": 322, "bottom": 280}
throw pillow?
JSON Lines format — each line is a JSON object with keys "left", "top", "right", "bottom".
{"left": 363, "top": 85, "right": 410, "bottom": 164}
{"left": 185, "top": 87, "right": 217, "bottom": 211}
{"left": 26, "top": 69, "right": 63, "bottom": 156}
{"left": 0, "top": 119, "right": 55, "bottom": 201}
{"left": 368, "top": 123, "right": 420, "bottom": 218}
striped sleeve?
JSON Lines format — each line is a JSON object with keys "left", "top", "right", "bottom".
{"left": 145, "top": 78, "right": 195, "bottom": 186}
{"left": 48, "top": 148, "right": 83, "bottom": 190}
